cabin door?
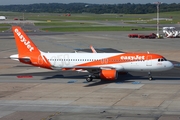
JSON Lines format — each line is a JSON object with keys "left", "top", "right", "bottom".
{"left": 146, "top": 55, "right": 152, "bottom": 66}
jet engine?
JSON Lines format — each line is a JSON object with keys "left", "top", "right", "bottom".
{"left": 100, "top": 69, "right": 118, "bottom": 80}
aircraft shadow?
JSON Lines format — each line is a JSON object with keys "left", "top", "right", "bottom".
{"left": 41, "top": 74, "right": 88, "bottom": 80}
{"left": 0, "top": 71, "right": 88, "bottom": 80}
{"left": 1, "top": 69, "right": 180, "bottom": 87}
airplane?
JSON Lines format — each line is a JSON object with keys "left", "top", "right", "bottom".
{"left": 10, "top": 26, "right": 174, "bottom": 82}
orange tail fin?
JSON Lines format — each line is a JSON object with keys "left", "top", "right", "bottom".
{"left": 12, "top": 26, "right": 40, "bottom": 56}
{"left": 12, "top": 26, "right": 51, "bottom": 69}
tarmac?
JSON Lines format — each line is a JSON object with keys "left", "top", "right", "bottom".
{"left": 0, "top": 24, "right": 180, "bottom": 120}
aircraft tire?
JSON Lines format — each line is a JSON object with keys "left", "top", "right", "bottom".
{"left": 149, "top": 77, "right": 153, "bottom": 81}
{"left": 86, "top": 77, "right": 93, "bottom": 82}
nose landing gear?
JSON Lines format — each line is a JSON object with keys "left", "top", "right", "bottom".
{"left": 148, "top": 72, "right": 153, "bottom": 81}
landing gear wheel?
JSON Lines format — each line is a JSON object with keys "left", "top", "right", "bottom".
{"left": 86, "top": 77, "right": 93, "bottom": 82}
{"left": 149, "top": 77, "right": 153, "bottom": 81}
{"left": 148, "top": 72, "right": 153, "bottom": 81}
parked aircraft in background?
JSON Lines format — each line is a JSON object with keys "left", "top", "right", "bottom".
{"left": 10, "top": 26, "right": 174, "bottom": 82}
{"left": 163, "top": 27, "right": 180, "bottom": 38}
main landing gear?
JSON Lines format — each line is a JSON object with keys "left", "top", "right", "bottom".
{"left": 86, "top": 75, "right": 93, "bottom": 82}
{"left": 148, "top": 72, "right": 153, "bottom": 81}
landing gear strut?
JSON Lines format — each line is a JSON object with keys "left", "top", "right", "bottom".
{"left": 148, "top": 72, "right": 153, "bottom": 81}
{"left": 86, "top": 75, "right": 93, "bottom": 82}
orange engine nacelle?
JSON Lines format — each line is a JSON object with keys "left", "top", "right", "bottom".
{"left": 100, "top": 69, "right": 118, "bottom": 80}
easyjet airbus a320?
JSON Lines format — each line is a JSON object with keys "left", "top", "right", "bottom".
{"left": 10, "top": 26, "right": 174, "bottom": 82}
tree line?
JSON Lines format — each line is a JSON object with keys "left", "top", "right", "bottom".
{"left": 0, "top": 3, "right": 180, "bottom": 14}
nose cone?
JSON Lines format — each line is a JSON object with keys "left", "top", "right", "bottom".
{"left": 166, "top": 61, "right": 174, "bottom": 70}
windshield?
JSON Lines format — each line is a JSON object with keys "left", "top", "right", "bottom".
{"left": 158, "top": 58, "right": 167, "bottom": 62}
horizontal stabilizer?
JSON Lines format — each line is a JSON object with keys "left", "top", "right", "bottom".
{"left": 10, "top": 54, "right": 30, "bottom": 62}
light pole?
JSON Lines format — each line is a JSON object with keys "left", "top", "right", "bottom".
{"left": 154, "top": 2, "right": 161, "bottom": 38}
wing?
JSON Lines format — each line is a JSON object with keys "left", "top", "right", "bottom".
{"left": 51, "top": 65, "right": 124, "bottom": 73}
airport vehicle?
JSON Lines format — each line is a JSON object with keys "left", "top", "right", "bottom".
{"left": 128, "top": 33, "right": 157, "bottom": 39}
{"left": 10, "top": 26, "right": 174, "bottom": 82}
{"left": 0, "top": 16, "right": 6, "bottom": 20}
{"left": 128, "top": 34, "right": 138, "bottom": 38}
{"left": 163, "top": 27, "right": 180, "bottom": 38}
{"left": 138, "top": 33, "right": 157, "bottom": 39}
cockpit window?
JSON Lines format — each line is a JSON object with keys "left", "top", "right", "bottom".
{"left": 163, "top": 58, "right": 167, "bottom": 61}
{"left": 158, "top": 58, "right": 167, "bottom": 62}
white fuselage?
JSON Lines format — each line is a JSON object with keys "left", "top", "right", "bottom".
{"left": 40, "top": 52, "right": 173, "bottom": 72}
